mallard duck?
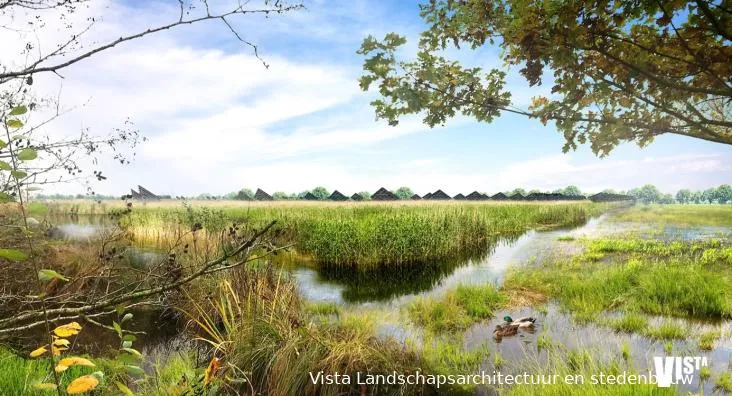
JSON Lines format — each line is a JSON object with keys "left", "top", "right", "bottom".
{"left": 503, "top": 315, "right": 536, "bottom": 328}
{"left": 493, "top": 323, "right": 519, "bottom": 337}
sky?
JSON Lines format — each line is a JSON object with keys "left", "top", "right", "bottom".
{"left": 1, "top": 0, "right": 730, "bottom": 197}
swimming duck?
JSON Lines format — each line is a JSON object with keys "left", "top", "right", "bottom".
{"left": 493, "top": 323, "right": 519, "bottom": 337}
{"left": 503, "top": 315, "right": 536, "bottom": 328}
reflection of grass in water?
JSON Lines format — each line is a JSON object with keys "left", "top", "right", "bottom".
{"left": 407, "top": 284, "right": 506, "bottom": 332}
{"left": 612, "top": 204, "right": 732, "bottom": 227}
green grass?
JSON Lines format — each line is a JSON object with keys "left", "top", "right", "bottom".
{"left": 407, "top": 284, "right": 506, "bottom": 332}
{"left": 504, "top": 348, "right": 677, "bottom": 396}
{"left": 305, "top": 301, "right": 340, "bottom": 316}
{"left": 612, "top": 204, "right": 732, "bottom": 227}
{"left": 697, "top": 330, "right": 721, "bottom": 350}
{"left": 716, "top": 372, "right": 732, "bottom": 392}
{"left": 45, "top": 200, "right": 613, "bottom": 270}
{"left": 645, "top": 322, "right": 689, "bottom": 340}
{"left": 557, "top": 235, "right": 576, "bottom": 241}
{"left": 505, "top": 237, "right": 732, "bottom": 323}
{"left": 605, "top": 313, "right": 648, "bottom": 333}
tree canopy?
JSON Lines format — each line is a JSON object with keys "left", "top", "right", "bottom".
{"left": 358, "top": 0, "right": 732, "bottom": 156}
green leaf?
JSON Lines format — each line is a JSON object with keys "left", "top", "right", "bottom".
{"left": 122, "top": 334, "right": 136, "bottom": 342}
{"left": 115, "top": 381, "right": 134, "bottom": 396}
{"left": 6, "top": 119, "right": 23, "bottom": 129}
{"left": 0, "top": 248, "right": 28, "bottom": 261}
{"left": 11, "top": 170, "right": 27, "bottom": 179}
{"left": 0, "top": 161, "right": 11, "bottom": 170}
{"left": 122, "top": 340, "right": 132, "bottom": 349}
{"left": 0, "top": 139, "right": 6, "bottom": 148}
{"left": 17, "top": 148, "right": 37, "bottom": 161}
{"left": 9, "top": 106, "right": 28, "bottom": 116}
{"left": 123, "top": 365, "right": 145, "bottom": 376}
{"left": 121, "top": 313, "right": 133, "bottom": 323}
{"left": 112, "top": 321, "right": 122, "bottom": 336}
{"left": 121, "top": 347, "right": 142, "bottom": 358}
{"left": 38, "top": 269, "right": 68, "bottom": 282}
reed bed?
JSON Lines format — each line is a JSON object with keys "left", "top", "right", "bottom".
{"left": 43, "top": 200, "right": 614, "bottom": 270}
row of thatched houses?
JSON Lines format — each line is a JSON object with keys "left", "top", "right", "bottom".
{"left": 128, "top": 186, "right": 634, "bottom": 203}
{"left": 245, "top": 188, "right": 635, "bottom": 202}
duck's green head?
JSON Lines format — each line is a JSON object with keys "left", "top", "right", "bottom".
{"left": 503, "top": 316, "right": 513, "bottom": 322}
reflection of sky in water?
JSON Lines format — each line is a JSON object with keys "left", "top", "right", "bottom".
{"left": 55, "top": 224, "right": 101, "bottom": 240}
{"left": 290, "top": 213, "right": 732, "bottom": 394}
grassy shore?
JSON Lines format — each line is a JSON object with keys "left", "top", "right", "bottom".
{"left": 504, "top": 235, "right": 732, "bottom": 325}
{"left": 611, "top": 204, "right": 732, "bottom": 226}
{"left": 41, "top": 199, "right": 615, "bottom": 270}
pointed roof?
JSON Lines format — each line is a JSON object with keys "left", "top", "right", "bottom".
{"left": 509, "top": 193, "right": 525, "bottom": 200}
{"left": 351, "top": 193, "right": 364, "bottom": 201}
{"left": 491, "top": 192, "right": 508, "bottom": 200}
{"left": 329, "top": 190, "right": 348, "bottom": 201}
{"left": 371, "top": 187, "right": 398, "bottom": 201}
{"left": 254, "top": 188, "right": 273, "bottom": 201}
{"left": 130, "top": 189, "right": 141, "bottom": 199}
{"left": 453, "top": 193, "right": 466, "bottom": 200}
{"left": 466, "top": 191, "right": 487, "bottom": 200}
{"left": 137, "top": 185, "right": 159, "bottom": 200}
{"left": 423, "top": 192, "right": 433, "bottom": 199}
{"left": 411, "top": 193, "right": 422, "bottom": 200}
{"left": 303, "top": 192, "right": 318, "bottom": 200}
{"left": 427, "top": 189, "right": 451, "bottom": 200}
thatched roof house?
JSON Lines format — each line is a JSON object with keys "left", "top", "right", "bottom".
{"left": 466, "top": 191, "right": 488, "bottom": 200}
{"left": 254, "top": 188, "right": 273, "bottom": 201}
{"left": 453, "top": 193, "right": 466, "bottom": 200}
{"left": 131, "top": 185, "right": 160, "bottom": 200}
{"left": 371, "top": 187, "right": 399, "bottom": 201}
{"left": 491, "top": 192, "right": 508, "bottom": 200}
{"left": 303, "top": 192, "right": 318, "bottom": 200}
{"left": 411, "top": 194, "right": 422, "bottom": 200}
{"left": 329, "top": 190, "right": 349, "bottom": 201}
{"left": 351, "top": 193, "right": 364, "bottom": 201}
{"left": 509, "top": 193, "right": 525, "bottom": 200}
{"left": 427, "top": 190, "right": 451, "bottom": 200}
{"left": 423, "top": 192, "right": 433, "bottom": 200}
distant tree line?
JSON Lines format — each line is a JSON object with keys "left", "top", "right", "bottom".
{"left": 34, "top": 184, "right": 732, "bottom": 204}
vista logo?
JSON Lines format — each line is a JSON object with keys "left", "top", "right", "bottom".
{"left": 653, "top": 356, "right": 708, "bottom": 387}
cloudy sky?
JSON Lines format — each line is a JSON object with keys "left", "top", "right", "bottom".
{"left": 2, "top": 0, "right": 730, "bottom": 196}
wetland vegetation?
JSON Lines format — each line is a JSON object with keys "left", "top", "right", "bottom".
{"left": 1, "top": 200, "right": 731, "bottom": 395}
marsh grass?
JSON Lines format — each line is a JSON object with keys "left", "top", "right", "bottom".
{"left": 407, "top": 284, "right": 506, "bottom": 332}
{"left": 697, "top": 330, "right": 721, "bottom": 350}
{"left": 611, "top": 204, "right": 732, "bottom": 227}
{"left": 505, "top": 237, "right": 732, "bottom": 323}
{"left": 715, "top": 372, "right": 732, "bottom": 392}
{"left": 644, "top": 322, "right": 689, "bottom": 341}
{"left": 44, "top": 200, "right": 612, "bottom": 270}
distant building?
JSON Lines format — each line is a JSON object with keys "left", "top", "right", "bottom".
{"left": 427, "top": 190, "right": 451, "bottom": 200}
{"left": 303, "top": 192, "right": 318, "bottom": 200}
{"left": 411, "top": 194, "right": 422, "bottom": 200}
{"left": 491, "top": 192, "right": 508, "bottom": 200}
{"left": 130, "top": 185, "right": 160, "bottom": 200}
{"left": 466, "top": 191, "right": 488, "bottom": 200}
{"left": 329, "top": 190, "right": 349, "bottom": 201}
{"left": 351, "top": 193, "right": 364, "bottom": 201}
{"left": 254, "top": 188, "right": 273, "bottom": 201}
{"left": 509, "top": 193, "right": 525, "bottom": 200}
{"left": 371, "top": 187, "right": 399, "bottom": 201}
{"left": 453, "top": 193, "right": 466, "bottom": 200}
{"left": 423, "top": 192, "right": 433, "bottom": 200}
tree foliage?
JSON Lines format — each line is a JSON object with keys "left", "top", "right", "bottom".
{"left": 393, "top": 186, "right": 414, "bottom": 200}
{"left": 310, "top": 186, "right": 330, "bottom": 200}
{"left": 358, "top": 0, "right": 732, "bottom": 156}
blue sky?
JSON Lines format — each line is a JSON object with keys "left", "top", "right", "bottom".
{"left": 4, "top": 0, "right": 730, "bottom": 196}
